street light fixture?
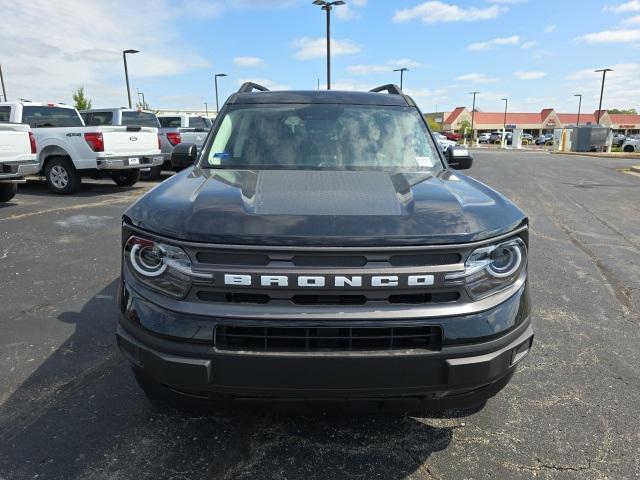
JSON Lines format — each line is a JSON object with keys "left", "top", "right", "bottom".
{"left": 122, "top": 49, "right": 139, "bottom": 109}
{"left": 470, "top": 91, "right": 479, "bottom": 144}
{"left": 595, "top": 68, "right": 613, "bottom": 125}
{"left": 214, "top": 73, "right": 227, "bottom": 113}
{"left": 393, "top": 67, "right": 409, "bottom": 90}
{"left": 204, "top": 102, "right": 209, "bottom": 116}
{"left": 574, "top": 93, "right": 582, "bottom": 126}
{"left": 312, "top": 0, "right": 346, "bottom": 90}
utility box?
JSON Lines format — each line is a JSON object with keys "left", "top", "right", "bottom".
{"left": 512, "top": 128, "right": 523, "bottom": 149}
{"left": 571, "top": 126, "right": 609, "bottom": 152}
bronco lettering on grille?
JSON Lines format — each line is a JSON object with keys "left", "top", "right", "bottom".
{"left": 223, "top": 274, "right": 435, "bottom": 288}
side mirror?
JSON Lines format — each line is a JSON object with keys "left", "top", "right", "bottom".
{"left": 446, "top": 146, "right": 473, "bottom": 170}
{"left": 170, "top": 143, "right": 198, "bottom": 170}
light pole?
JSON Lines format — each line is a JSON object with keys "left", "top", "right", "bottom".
{"left": 393, "top": 67, "right": 409, "bottom": 90}
{"left": 470, "top": 91, "right": 479, "bottom": 145}
{"left": 312, "top": 0, "right": 345, "bottom": 90}
{"left": 595, "top": 68, "right": 613, "bottom": 125}
{"left": 204, "top": 102, "right": 208, "bottom": 116}
{"left": 501, "top": 98, "right": 508, "bottom": 146}
{"left": 122, "top": 49, "right": 139, "bottom": 109}
{"left": 0, "top": 64, "right": 6, "bottom": 102}
{"left": 214, "top": 73, "right": 227, "bottom": 113}
{"left": 574, "top": 93, "right": 582, "bottom": 126}
{"left": 137, "top": 89, "right": 146, "bottom": 109}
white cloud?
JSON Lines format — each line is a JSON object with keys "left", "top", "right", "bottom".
{"left": 334, "top": 0, "right": 367, "bottom": 20}
{"left": 346, "top": 58, "right": 423, "bottom": 75}
{"left": 565, "top": 63, "right": 640, "bottom": 110}
{"left": 467, "top": 35, "right": 520, "bottom": 50}
{"left": 624, "top": 14, "right": 640, "bottom": 23}
{"left": 487, "top": 0, "right": 527, "bottom": 3}
{"left": 515, "top": 71, "right": 546, "bottom": 80}
{"left": 292, "top": 37, "right": 361, "bottom": 60}
{"left": 237, "top": 78, "right": 290, "bottom": 91}
{"left": 233, "top": 56, "right": 264, "bottom": 67}
{"left": 544, "top": 24, "right": 556, "bottom": 33}
{"left": 0, "top": 0, "right": 210, "bottom": 107}
{"left": 330, "top": 79, "right": 376, "bottom": 91}
{"left": 521, "top": 41, "right": 537, "bottom": 48}
{"left": 576, "top": 29, "right": 640, "bottom": 44}
{"left": 604, "top": 0, "right": 640, "bottom": 12}
{"left": 393, "top": 1, "right": 507, "bottom": 23}
{"left": 456, "top": 73, "right": 498, "bottom": 84}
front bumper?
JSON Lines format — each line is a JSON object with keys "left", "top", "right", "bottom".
{"left": 116, "top": 283, "right": 533, "bottom": 405}
{"left": 96, "top": 155, "right": 164, "bottom": 170}
{"left": 0, "top": 159, "right": 40, "bottom": 181}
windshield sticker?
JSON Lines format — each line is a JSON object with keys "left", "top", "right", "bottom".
{"left": 415, "top": 157, "right": 434, "bottom": 167}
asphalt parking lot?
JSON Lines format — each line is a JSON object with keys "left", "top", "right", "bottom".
{"left": 1, "top": 151, "right": 639, "bottom": 480}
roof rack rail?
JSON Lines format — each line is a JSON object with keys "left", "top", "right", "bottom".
{"left": 237, "top": 82, "right": 270, "bottom": 93}
{"left": 369, "top": 84, "right": 403, "bottom": 95}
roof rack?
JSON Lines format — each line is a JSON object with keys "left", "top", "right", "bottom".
{"left": 237, "top": 82, "right": 270, "bottom": 93}
{"left": 369, "top": 84, "right": 403, "bottom": 95}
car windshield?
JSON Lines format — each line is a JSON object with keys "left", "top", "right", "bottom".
{"left": 203, "top": 104, "right": 442, "bottom": 171}
{"left": 122, "top": 111, "right": 160, "bottom": 128}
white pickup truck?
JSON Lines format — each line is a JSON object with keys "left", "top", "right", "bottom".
{"left": 0, "top": 101, "right": 163, "bottom": 194}
{"left": 0, "top": 122, "right": 39, "bottom": 202}
{"left": 155, "top": 114, "right": 211, "bottom": 180}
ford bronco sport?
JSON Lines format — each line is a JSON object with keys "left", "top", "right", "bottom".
{"left": 117, "top": 83, "right": 533, "bottom": 410}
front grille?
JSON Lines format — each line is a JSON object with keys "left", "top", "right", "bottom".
{"left": 187, "top": 244, "right": 471, "bottom": 307}
{"left": 215, "top": 325, "right": 442, "bottom": 353}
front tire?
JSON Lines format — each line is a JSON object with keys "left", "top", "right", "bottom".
{"left": 44, "top": 156, "right": 81, "bottom": 194}
{"left": 140, "top": 165, "right": 162, "bottom": 181}
{"left": 0, "top": 183, "right": 17, "bottom": 202}
{"left": 111, "top": 169, "right": 141, "bottom": 187}
{"left": 623, "top": 145, "right": 635, "bottom": 153}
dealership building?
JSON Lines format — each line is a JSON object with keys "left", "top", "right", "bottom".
{"left": 427, "top": 107, "right": 640, "bottom": 137}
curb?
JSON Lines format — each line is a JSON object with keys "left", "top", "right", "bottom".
{"left": 550, "top": 151, "right": 640, "bottom": 160}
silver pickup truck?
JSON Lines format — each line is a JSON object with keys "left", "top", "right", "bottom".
{"left": 155, "top": 114, "right": 211, "bottom": 180}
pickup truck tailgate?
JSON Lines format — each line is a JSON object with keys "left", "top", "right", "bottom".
{"left": 0, "top": 123, "right": 32, "bottom": 163}
{"left": 179, "top": 129, "right": 208, "bottom": 148}
{"left": 102, "top": 127, "right": 159, "bottom": 156}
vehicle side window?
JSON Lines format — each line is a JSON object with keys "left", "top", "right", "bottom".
{"left": 188, "top": 117, "right": 207, "bottom": 129}
{"left": 0, "top": 106, "right": 11, "bottom": 122}
{"left": 89, "top": 111, "right": 113, "bottom": 126}
{"left": 159, "top": 117, "right": 181, "bottom": 128}
{"left": 81, "top": 112, "right": 92, "bottom": 125}
{"left": 22, "top": 106, "right": 84, "bottom": 128}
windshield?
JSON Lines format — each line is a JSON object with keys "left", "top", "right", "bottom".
{"left": 122, "top": 111, "right": 160, "bottom": 128}
{"left": 203, "top": 104, "right": 442, "bottom": 171}
{"left": 159, "top": 116, "right": 181, "bottom": 128}
{"left": 22, "top": 106, "right": 83, "bottom": 128}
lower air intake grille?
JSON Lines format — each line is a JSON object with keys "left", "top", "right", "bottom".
{"left": 215, "top": 325, "right": 442, "bottom": 353}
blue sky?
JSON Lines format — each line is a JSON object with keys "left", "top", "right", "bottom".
{"left": 3, "top": 0, "right": 640, "bottom": 114}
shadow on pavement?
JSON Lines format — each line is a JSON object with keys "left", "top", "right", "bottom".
{"left": 0, "top": 281, "right": 457, "bottom": 480}
{"left": 16, "top": 178, "right": 146, "bottom": 198}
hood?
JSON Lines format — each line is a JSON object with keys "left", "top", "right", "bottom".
{"left": 125, "top": 167, "right": 526, "bottom": 247}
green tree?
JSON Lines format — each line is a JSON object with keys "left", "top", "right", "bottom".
{"left": 427, "top": 117, "right": 441, "bottom": 131}
{"left": 608, "top": 108, "right": 637, "bottom": 114}
{"left": 72, "top": 87, "right": 92, "bottom": 110}
{"left": 457, "top": 120, "right": 471, "bottom": 135}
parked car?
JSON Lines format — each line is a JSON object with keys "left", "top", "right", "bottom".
{"left": 117, "top": 82, "right": 532, "bottom": 411}
{"left": 432, "top": 132, "right": 457, "bottom": 151}
{"left": 489, "top": 131, "right": 504, "bottom": 144}
{"left": 621, "top": 138, "right": 639, "bottom": 152}
{"left": 612, "top": 133, "right": 626, "bottom": 147}
{"left": 477, "top": 132, "right": 491, "bottom": 143}
{"left": 535, "top": 134, "right": 554, "bottom": 146}
{"left": 81, "top": 108, "right": 165, "bottom": 181}
{"left": 521, "top": 133, "right": 534, "bottom": 144}
{"left": 0, "top": 101, "right": 163, "bottom": 194}
{"left": 0, "top": 122, "right": 39, "bottom": 202}
{"left": 156, "top": 114, "right": 212, "bottom": 180}
{"left": 442, "top": 131, "right": 462, "bottom": 141}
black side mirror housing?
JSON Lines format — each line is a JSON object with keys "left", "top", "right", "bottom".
{"left": 170, "top": 143, "right": 198, "bottom": 170}
{"left": 446, "top": 146, "right": 473, "bottom": 170}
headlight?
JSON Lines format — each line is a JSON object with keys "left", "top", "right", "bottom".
{"left": 124, "top": 235, "right": 211, "bottom": 298}
{"left": 446, "top": 237, "right": 527, "bottom": 301}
